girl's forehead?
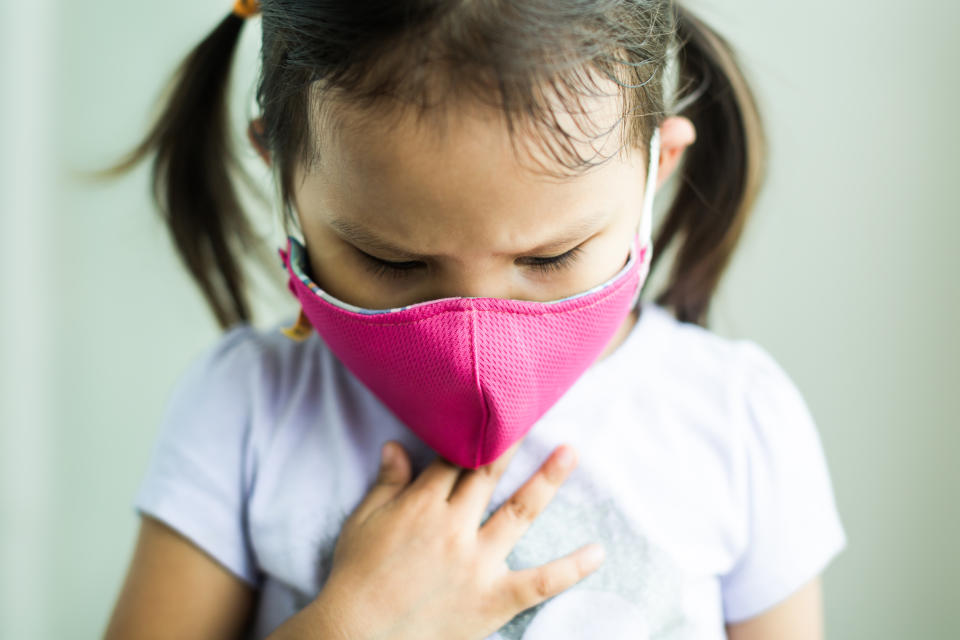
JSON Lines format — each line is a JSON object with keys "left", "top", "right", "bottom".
{"left": 309, "top": 71, "right": 633, "bottom": 179}
{"left": 303, "top": 92, "right": 638, "bottom": 203}
{"left": 292, "top": 91, "right": 645, "bottom": 260}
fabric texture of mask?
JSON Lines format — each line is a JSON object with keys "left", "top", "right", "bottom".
{"left": 276, "top": 128, "right": 661, "bottom": 469}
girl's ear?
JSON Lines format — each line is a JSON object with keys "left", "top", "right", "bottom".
{"left": 248, "top": 117, "right": 271, "bottom": 167}
{"left": 654, "top": 115, "right": 697, "bottom": 189}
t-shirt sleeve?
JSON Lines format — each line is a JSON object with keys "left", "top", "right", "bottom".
{"left": 132, "top": 324, "right": 263, "bottom": 588}
{"left": 720, "top": 340, "right": 848, "bottom": 624}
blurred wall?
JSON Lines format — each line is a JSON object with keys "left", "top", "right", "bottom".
{"left": 1, "top": 0, "right": 957, "bottom": 637}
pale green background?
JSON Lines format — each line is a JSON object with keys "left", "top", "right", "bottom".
{"left": 1, "top": 0, "right": 957, "bottom": 638}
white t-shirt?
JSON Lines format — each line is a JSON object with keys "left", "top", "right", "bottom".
{"left": 133, "top": 301, "right": 847, "bottom": 639}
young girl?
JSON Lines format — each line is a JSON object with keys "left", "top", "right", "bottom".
{"left": 102, "top": 0, "right": 847, "bottom": 638}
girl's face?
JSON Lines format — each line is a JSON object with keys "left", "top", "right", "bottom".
{"left": 289, "top": 89, "right": 655, "bottom": 311}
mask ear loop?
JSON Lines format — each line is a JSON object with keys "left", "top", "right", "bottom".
{"left": 628, "top": 126, "right": 661, "bottom": 310}
{"left": 637, "top": 126, "right": 661, "bottom": 253}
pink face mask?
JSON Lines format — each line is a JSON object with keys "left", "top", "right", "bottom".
{"left": 278, "top": 128, "right": 661, "bottom": 469}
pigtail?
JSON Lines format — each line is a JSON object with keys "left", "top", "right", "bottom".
{"left": 86, "top": 12, "right": 261, "bottom": 330}
{"left": 651, "top": 4, "right": 768, "bottom": 327}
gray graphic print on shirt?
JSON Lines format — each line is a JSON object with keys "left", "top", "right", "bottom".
{"left": 484, "top": 480, "right": 694, "bottom": 640}
{"left": 293, "top": 478, "right": 695, "bottom": 640}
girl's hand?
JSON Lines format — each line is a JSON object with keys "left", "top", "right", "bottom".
{"left": 281, "top": 439, "right": 604, "bottom": 640}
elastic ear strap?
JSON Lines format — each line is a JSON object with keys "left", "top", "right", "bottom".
{"left": 637, "top": 127, "right": 661, "bottom": 249}
{"left": 628, "top": 127, "right": 660, "bottom": 311}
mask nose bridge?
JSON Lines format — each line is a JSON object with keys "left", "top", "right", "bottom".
{"left": 466, "top": 301, "right": 493, "bottom": 468}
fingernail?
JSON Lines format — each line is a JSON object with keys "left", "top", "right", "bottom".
{"left": 556, "top": 445, "right": 574, "bottom": 468}
{"left": 583, "top": 543, "right": 605, "bottom": 566}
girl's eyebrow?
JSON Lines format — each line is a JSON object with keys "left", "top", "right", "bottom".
{"left": 327, "top": 210, "right": 611, "bottom": 260}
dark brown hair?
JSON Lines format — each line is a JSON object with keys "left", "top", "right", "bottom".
{"left": 89, "top": 0, "right": 766, "bottom": 330}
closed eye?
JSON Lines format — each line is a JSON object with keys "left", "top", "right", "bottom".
{"left": 357, "top": 246, "right": 584, "bottom": 280}
{"left": 520, "top": 246, "right": 583, "bottom": 273}
{"left": 357, "top": 251, "right": 423, "bottom": 280}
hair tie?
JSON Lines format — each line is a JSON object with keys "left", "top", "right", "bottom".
{"left": 232, "top": 0, "right": 260, "bottom": 18}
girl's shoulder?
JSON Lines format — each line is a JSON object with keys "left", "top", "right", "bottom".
{"left": 145, "top": 316, "right": 340, "bottom": 459}
{"left": 616, "top": 303, "right": 826, "bottom": 466}
{"left": 199, "top": 314, "right": 343, "bottom": 397}
{"left": 630, "top": 306, "right": 846, "bottom": 624}
{"left": 132, "top": 315, "right": 346, "bottom": 587}
{"left": 627, "top": 302, "right": 782, "bottom": 393}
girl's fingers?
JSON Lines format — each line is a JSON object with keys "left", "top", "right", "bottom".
{"left": 404, "top": 451, "right": 468, "bottom": 502}
{"left": 447, "top": 439, "right": 524, "bottom": 521}
{"left": 501, "top": 542, "right": 606, "bottom": 614}
{"left": 350, "top": 440, "right": 412, "bottom": 524}
{"left": 477, "top": 445, "right": 577, "bottom": 559}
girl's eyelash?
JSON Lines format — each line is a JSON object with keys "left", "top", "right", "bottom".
{"left": 358, "top": 246, "right": 584, "bottom": 279}
{"left": 524, "top": 245, "right": 583, "bottom": 273}
{"left": 360, "top": 253, "right": 423, "bottom": 280}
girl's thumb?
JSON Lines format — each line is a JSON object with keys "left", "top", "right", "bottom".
{"left": 377, "top": 440, "right": 410, "bottom": 485}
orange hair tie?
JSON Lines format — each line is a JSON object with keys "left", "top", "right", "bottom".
{"left": 232, "top": 0, "right": 260, "bottom": 18}
{"left": 280, "top": 308, "right": 314, "bottom": 342}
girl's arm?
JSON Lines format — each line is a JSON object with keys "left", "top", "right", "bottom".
{"left": 725, "top": 575, "right": 825, "bottom": 640}
{"left": 104, "top": 515, "right": 257, "bottom": 640}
